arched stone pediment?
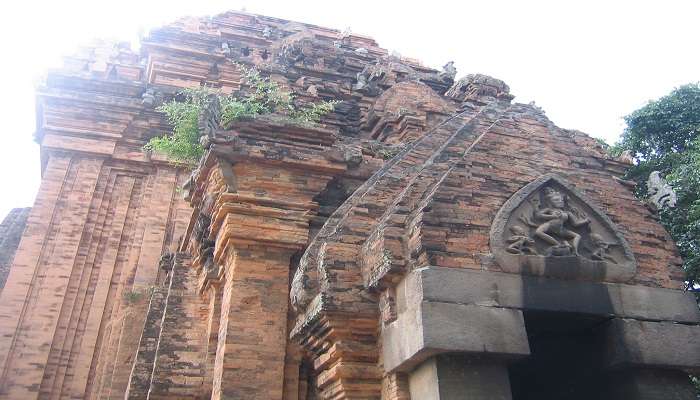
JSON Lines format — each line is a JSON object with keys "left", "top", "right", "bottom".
{"left": 489, "top": 174, "right": 636, "bottom": 282}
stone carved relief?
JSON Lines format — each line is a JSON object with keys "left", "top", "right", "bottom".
{"left": 490, "top": 174, "right": 636, "bottom": 282}
{"left": 379, "top": 289, "right": 397, "bottom": 324}
{"left": 193, "top": 213, "right": 211, "bottom": 243}
{"left": 158, "top": 252, "right": 175, "bottom": 272}
{"left": 438, "top": 61, "right": 457, "bottom": 84}
{"left": 290, "top": 272, "right": 314, "bottom": 313}
{"left": 199, "top": 238, "right": 216, "bottom": 272}
{"left": 192, "top": 211, "right": 218, "bottom": 277}
{"left": 647, "top": 171, "right": 677, "bottom": 210}
{"left": 197, "top": 95, "right": 221, "bottom": 149}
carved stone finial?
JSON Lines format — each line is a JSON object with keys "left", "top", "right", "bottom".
{"left": 617, "top": 150, "right": 634, "bottom": 164}
{"left": 379, "top": 289, "right": 397, "bottom": 324}
{"left": 439, "top": 61, "right": 457, "bottom": 83}
{"left": 197, "top": 95, "right": 222, "bottom": 146}
{"left": 647, "top": 171, "right": 677, "bottom": 210}
{"left": 262, "top": 26, "right": 272, "bottom": 39}
{"left": 158, "top": 252, "right": 175, "bottom": 272}
{"left": 199, "top": 238, "right": 216, "bottom": 271}
{"left": 290, "top": 270, "right": 316, "bottom": 312}
{"left": 141, "top": 88, "right": 160, "bottom": 107}
{"left": 221, "top": 42, "right": 231, "bottom": 56}
{"left": 446, "top": 74, "right": 514, "bottom": 103}
{"left": 193, "top": 213, "right": 212, "bottom": 243}
{"left": 353, "top": 64, "right": 383, "bottom": 95}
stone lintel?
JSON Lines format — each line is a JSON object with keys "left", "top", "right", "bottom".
{"left": 404, "top": 267, "right": 699, "bottom": 324}
{"left": 383, "top": 301, "right": 529, "bottom": 372}
{"left": 604, "top": 318, "right": 700, "bottom": 372}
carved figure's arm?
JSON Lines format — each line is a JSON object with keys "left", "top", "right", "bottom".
{"left": 535, "top": 207, "right": 558, "bottom": 220}
{"left": 569, "top": 212, "right": 590, "bottom": 227}
{"left": 518, "top": 215, "right": 538, "bottom": 227}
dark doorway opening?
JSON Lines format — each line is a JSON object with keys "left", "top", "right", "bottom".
{"left": 508, "top": 311, "right": 609, "bottom": 400}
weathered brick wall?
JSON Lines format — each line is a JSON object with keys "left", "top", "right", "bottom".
{"left": 0, "top": 207, "right": 30, "bottom": 291}
{"left": 0, "top": 35, "right": 193, "bottom": 399}
{"left": 290, "top": 76, "right": 690, "bottom": 398}
{"left": 421, "top": 105, "right": 684, "bottom": 289}
{"left": 0, "top": 155, "right": 190, "bottom": 399}
{"left": 125, "top": 282, "right": 169, "bottom": 399}
{"left": 3, "top": 8, "right": 690, "bottom": 400}
{"left": 145, "top": 254, "right": 210, "bottom": 399}
{"left": 211, "top": 246, "right": 294, "bottom": 399}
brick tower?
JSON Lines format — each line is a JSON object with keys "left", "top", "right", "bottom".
{"left": 0, "top": 11, "right": 697, "bottom": 400}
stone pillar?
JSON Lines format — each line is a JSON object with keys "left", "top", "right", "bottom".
{"left": 409, "top": 355, "right": 513, "bottom": 400}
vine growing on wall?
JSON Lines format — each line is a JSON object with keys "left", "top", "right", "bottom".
{"left": 144, "top": 63, "right": 337, "bottom": 163}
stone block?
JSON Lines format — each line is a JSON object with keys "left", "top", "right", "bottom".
{"left": 407, "top": 267, "right": 699, "bottom": 323}
{"left": 603, "top": 318, "right": 700, "bottom": 371}
{"left": 606, "top": 369, "right": 696, "bottom": 400}
{"left": 383, "top": 301, "right": 529, "bottom": 372}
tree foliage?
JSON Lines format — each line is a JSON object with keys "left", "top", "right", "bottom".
{"left": 145, "top": 63, "right": 337, "bottom": 163}
{"left": 615, "top": 83, "right": 700, "bottom": 293}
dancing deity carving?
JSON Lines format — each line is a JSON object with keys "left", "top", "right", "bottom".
{"left": 517, "top": 187, "right": 591, "bottom": 256}
{"left": 490, "top": 174, "right": 636, "bottom": 282}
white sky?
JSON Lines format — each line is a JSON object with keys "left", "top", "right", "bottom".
{"left": 0, "top": 0, "right": 698, "bottom": 218}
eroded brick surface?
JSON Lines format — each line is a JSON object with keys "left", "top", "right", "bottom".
{"left": 0, "top": 207, "right": 30, "bottom": 292}
{"left": 0, "top": 9, "right": 694, "bottom": 400}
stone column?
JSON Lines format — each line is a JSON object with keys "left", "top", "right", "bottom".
{"left": 409, "top": 355, "right": 513, "bottom": 400}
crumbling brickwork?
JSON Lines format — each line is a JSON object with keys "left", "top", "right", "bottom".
{"left": 0, "top": 207, "right": 30, "bottom": 291}
{"left": 0, "top": 9, "right": 697, "bottom": 400}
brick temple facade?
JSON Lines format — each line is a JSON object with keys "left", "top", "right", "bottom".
{"left": 0, "top": 10, "right": 698, "bottom": 400}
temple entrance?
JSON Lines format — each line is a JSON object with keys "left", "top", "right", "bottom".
{"left": 508, "top": 311, "right": 609, "bottom": 400}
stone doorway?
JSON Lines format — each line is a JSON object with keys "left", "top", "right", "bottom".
{"left": 508, "top": 311, "right": 609, "bottom": 400}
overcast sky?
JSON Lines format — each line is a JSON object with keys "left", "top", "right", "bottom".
{"left": 0, "top": 0, "right": 697, "bottom": 218}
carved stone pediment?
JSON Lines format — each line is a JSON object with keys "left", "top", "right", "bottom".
{"left": 490, "top": 174, "right": 636, "bottom": 282}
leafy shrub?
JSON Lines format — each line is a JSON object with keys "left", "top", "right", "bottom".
{"left": 143, "top": 88, "right": 208, "bottom": 163}
{"left": 145, "top": 63, "right": 337, "bottom": 164}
